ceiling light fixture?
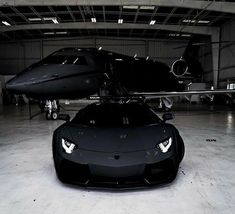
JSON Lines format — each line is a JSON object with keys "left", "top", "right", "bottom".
{"left": 51, "top": 18, "right": 59, "bottom": 24}
{"left": 140, "top": 6, "right": 155, "bottom": 10}
{"left": 149, "top": 20, "right": 156, "bottom": 25}
{"left": 118, "top": 19, "right": 123, "bottom": 24}
{"left": 91, "top": 18, "right": 96, "bottom": 23}
{"left": 44, "top": 32, "right": 55, "bottom": 35}
{"left": 169, "top": 33, "right": 180, "bottom": 37}
{"left": 198, "top": 20, "right": 210, "bottom": 24}
{"left": 28, "top": 17, "right": 42, "bottom": 21}
{"left": 182, "top": 19, "right": 196, "bottom": 23}
{"left": 29, "top": 17, "right": 59, "bottom": 24}
{"left": 182, "top": 19, "right": 210, "bottom": 24}
{"left": 44, "top": 31, "right": 67, "bottom": 35}
{"left": 56, "top": 32, "right": 68, "bottom": 35}
{"left": 181, "top": 34, "right": 191, "bottom": 37}
{"left": 43, "top": 17, "right": 54, "bottom": 21}
{"left": 44, "top": 17, "right": 59, "bottom": 24}
{"left": 169, "top": 33, "right": 191, "bottom": 37}
{"left": 123, "top": 6, "right": 138, "bottom": 9}
{"left": 2, "top": 21, "right": 11, "bottom": 26}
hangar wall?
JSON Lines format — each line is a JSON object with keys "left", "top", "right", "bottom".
{"left": 219, "top": 19, "right": 235, "bottom": 88}
{"left": 0, "top": 37, "right": 186, "bottom": 76}
{"left": 192, "top": 19, "right": 235, "bottom": 88}
{"left": 198, "top": 41, "right": 213, "bottom": 83}
{"left": 2, "top": 31, "right": 234, "bottom": 89}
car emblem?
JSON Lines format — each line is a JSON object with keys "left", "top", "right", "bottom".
{"left": 114, "top": 155, "right": 120, "bottom": 160}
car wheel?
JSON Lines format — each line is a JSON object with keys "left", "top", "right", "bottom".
{"left": 178, "top": 135, "right": 185, "bottom": 163}
{"left": 52, "top": 134, "right": 65, "bottom": 182}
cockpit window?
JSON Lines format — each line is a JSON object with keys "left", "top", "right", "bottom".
{"left": 66, "top": 56, "right": 87, "bottom": 65}
{"left": 72, "top": 103, "right": 161, "bottom": 127}
{"left": 40, "top": 54, "right": 87, "bottom": 65}
{"left": 41, "top": 55, "right": 67, "bottom": 64}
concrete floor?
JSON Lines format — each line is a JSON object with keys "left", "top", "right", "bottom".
{"left": 0, "top": 103, "right": 235, "bottom": 214}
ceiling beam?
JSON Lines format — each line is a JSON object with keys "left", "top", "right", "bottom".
{"left": 1, "top": 0, "right": 235, "bottom": 14}
{"left": 29, "top": 6, "right": 45, "bottom": 23}
{"left": 129, "top": 6, "right": 140, "bottom": 36}
{"left": 78, "top": 6, "right": 86, "bottom": 22}
{"left": 48, "top": 6, "right": 61, "bottom": 22}
{"left": 0, "top": 22, "right": 216, "bottom": 35}
{"left": 153, "top": 7, "right": 177, "bottom": 38}
{"left": 10, "top": 7, "right": 33, "bottom": 38}
{"left": 163, "top": 7, "right": 177, "bottom": 25}
{"left": 29, "top": 6, "right": 45, "bottom": 37}
{"left": 178, "top": 9, "right": 194, "bottom": 25}
{"left": 102, "top": 6, "right": 107, "bottom": 36}
{"left": 141, "top": 6, "right": 158, "bottom": 37}
{"left": 1, "top": 11, "right": 232, "bottom": 19}
{"left": 0, "top": 11, "right": 15, "bottom": 25}
{"left": 66, "top": 6, "right": 76, "bottom": 22}
{"left": 10, "top": 6, "right": 30, "bottom": 23}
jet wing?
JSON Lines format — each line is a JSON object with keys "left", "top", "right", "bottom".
{"left": 130, "top": 89, "right": 235, "bottom": 99}
{"left": 88, "top": 89, "right": 235, "bottom": 100}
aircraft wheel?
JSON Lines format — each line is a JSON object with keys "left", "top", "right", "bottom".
{"left": 45, "top": 111, "right": 52, "bottom": 120}
{"left": 52, "top": 111, "right": 58, "bottom": 120}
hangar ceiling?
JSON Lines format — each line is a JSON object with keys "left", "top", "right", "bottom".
{"left": 0, "top": 0, "right": 235, "bottom": 41}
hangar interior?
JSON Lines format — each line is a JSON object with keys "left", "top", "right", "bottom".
{"left": 0, "top": 1, "right": 235, "bottom": 214}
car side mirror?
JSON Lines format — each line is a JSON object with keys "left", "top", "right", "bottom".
{"left": 58, "top": 114, "right": 70, "bottom": 122}
{"left": 162, "top": 113, "right": 174, "bottom": 122}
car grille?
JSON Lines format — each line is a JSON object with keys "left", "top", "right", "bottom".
{"left": 59, "top": 159, "right": 177, "bottom": 188}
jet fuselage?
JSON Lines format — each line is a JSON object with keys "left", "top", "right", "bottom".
{"left": 6, "top": 48, "right": 183, "bottom": 99}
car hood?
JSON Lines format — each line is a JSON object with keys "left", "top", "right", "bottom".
{"left": 60, "top": 123, "right": 174, "bottom": 153}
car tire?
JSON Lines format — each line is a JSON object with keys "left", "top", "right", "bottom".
{"left": 178, "top": 135, "right": 185, "bottom": 163}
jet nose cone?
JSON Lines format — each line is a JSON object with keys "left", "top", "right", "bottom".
{"left": 6, "top": 77, "right": 25, "bottom": 94}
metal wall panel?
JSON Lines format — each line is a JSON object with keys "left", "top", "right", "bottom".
{"left": 148, "top": 40, "right": 186, "bottom": 65}
{"left": 42, "top": 38, "right": 95, "bottom": 57}
{"left": 97, "top": 38, "right": 146, "bottom": 57}
{"left": 219, "top": 20, "right": 235, "bottom": 83}
{"left": 0, "top": 41, "right": 41, "bottom": 75}
{"left": 199, "top": 43, "right": 213, "bottom": 82}
{"left": 0, "top": 37, "right": 189, "bottom": 76}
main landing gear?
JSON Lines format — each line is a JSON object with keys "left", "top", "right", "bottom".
{"left": 45, "top": 100, "right": 60, "bottom": 120}
{"left": 158, "top": 97, "right": 173, "bottom": 112}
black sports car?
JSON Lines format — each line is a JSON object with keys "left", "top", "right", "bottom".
{"left": 52, "top": 102, "right": 185, "bottom": 188}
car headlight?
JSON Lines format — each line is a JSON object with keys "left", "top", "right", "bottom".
{"left": 158, "top": 137, "right": 172, "bottom": 153}
{"left": 61, "top": 138, "right": 77, "bottom": 154}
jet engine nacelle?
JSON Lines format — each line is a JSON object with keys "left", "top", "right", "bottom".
{"left": 171, "top": 58, "right": 188, "bottom": 77}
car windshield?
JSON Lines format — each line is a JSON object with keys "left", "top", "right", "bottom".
{"left": 71, "top": 103, "right": 161, "bottom": 127}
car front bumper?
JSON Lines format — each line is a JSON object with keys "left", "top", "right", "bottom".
{"left": 54, "top": 152, "right": 179, "bottom": 189}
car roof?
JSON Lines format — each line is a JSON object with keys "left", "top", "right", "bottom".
{"left": 83, "top": 102, "right": 148, "bottom": 111}
{"left": 74, "top": 102, "right": 153, "bottom": 118}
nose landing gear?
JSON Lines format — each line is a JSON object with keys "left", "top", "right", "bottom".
{"left": 45, "top": 100, "right": 60, "bottom": 120}
{"left": 158, "top": 97, "right": 173, "bottom": 112}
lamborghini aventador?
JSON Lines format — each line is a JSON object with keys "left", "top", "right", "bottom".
{"left": 52, "top": 102, "right": 185, "bottom": 188}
